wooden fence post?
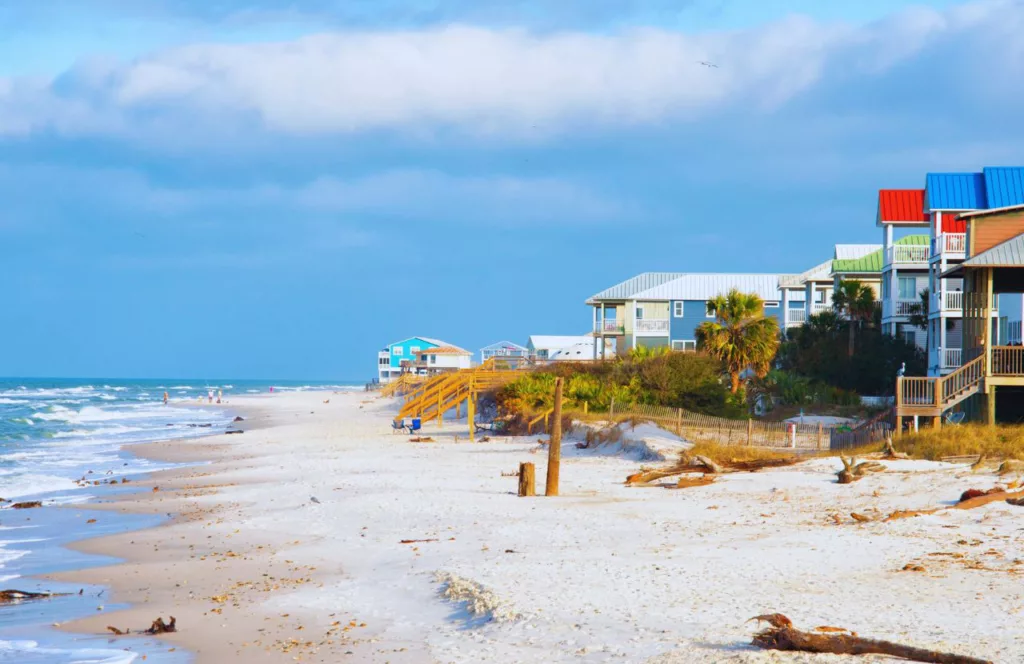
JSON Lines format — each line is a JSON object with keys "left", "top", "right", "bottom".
{"left": 518, "top": 462, "right": 535, "bottom": 497}
{"left": 545, "top": 378, "right": 564, "bottom": 497}
{"left": 609, "top": 397, "right": 615, "bottom": 419}
{"left": 817, "top": 422, "right": 823, "bottom": 450}
{"left": 746, "top": 418, "right": 752, "bottom": 446}
{"left": 677, "top": 408, "right": 683, "bottom": 436}
{"left": 583, "top": 401, "right": 588, "bottom": 415}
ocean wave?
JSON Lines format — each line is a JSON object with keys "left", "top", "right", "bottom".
{"left": 0, "top": 640, "right": 140, "bottom": 664}
{"left": 0, "top": 473, "right": 83, "bottom": 499}
{"left": 0, "top": 398, "right": 29, "bottom": 405}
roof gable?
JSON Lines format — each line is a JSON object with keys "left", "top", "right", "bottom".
{"left": 480, "top": 340, "right": 528, "bottom": 351}
{"left": 962, "top": 233, "right": 1024, "bottom": 268}
{"left": 390, "top": 336, "right": 445, "bottom": 350}
{"left": 630, "top": 274, "right": 781, "bottom": 301}
{"left": 834, "top": 244, "right": 881, "bottom": 260}
{"left": 586, "top": 272, "right": 685, "bottom": 303}
{"left": 984, "top": 167, "right": 1024, "bottom": 209}
{"left": 925, "top": 172, "right": 987, "bottom": 210}
{"left": 877, "top": 189, "right": 928, "bottom": 225}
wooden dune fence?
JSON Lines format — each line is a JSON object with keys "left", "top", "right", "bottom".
{"left": 828, "top": 408, "right": 894, "bottom": 450}
{"left": 566, "top": 403, "right": 837, "bottom": 450}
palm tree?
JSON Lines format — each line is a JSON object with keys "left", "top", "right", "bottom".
{"left": 628, "top": 345, "right": 668, "bottom": 363}
{"left": 695, "top": 289, "right": 780, "bottom": 394}
{"left": 908, "top": 288, "right": 930, "bottom": 331}
{"left": 832, "top": 280, "right": 876, "bottom": 357}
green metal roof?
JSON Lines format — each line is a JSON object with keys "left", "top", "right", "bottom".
{"left": 832, "top": 235, "right": 928, "bottom": 274}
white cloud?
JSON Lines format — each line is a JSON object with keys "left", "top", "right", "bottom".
{"left": 0, "top": 0, "right": 1021, "bottom": 140}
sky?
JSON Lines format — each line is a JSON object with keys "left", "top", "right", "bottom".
{"left": 1, "top": 0, "right": 1022, "bottom": 380}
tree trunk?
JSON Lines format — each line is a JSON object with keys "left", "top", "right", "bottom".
{"left": 730, "top": 372, "right": 740, "bottom": 394}
{"left": 847, "top": 318, "right": 856, "bottom": 357}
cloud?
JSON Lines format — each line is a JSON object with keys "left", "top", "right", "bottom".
{"left": 3, "top": 1, "right": 1020, "bottom": 140}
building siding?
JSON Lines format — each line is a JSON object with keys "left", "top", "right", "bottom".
{"left": 669, "top": 300, "right": 713, "bottom": 345}
{"left": 970, "top": 209, "right": 1024, "bottom": 256}
{"left": 390, "top": 338, "right": 440, "bottom": 369}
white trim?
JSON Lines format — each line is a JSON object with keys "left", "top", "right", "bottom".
{"left": 394, "top": 347, "right": 404, "bottom": 356}
{"left": 673, "top": 301, "right": 684, "bottom": 318}
{"left": 671, "top": 340, "right": 697, "bottom": 352}
{"left": 763, "top": 301, "right": 780, "bottom": 308}
{"left": 705, "top": 301, "right": 716, "bottom": 318}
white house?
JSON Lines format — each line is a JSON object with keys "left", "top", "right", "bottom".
{"left": 412, "top": 345, "right": 473, "bottom": 374}
{"left": 480, "top": 340, "right": 529, "bottom": 363}
{"left": 527, "top": 335, "right": 593, "bottom": 361}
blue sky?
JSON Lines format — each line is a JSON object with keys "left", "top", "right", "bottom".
{"left": 1, "top": 0, "right": 1021, "bottom": 380}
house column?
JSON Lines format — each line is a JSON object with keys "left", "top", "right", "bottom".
{"left": 600, "top": 303, "right": 606, "bottom": 359}
{"left": 805, "top": 282, "right": 813, "bottom": 318}
{"left": 593, "top": 306, "right": 599, "bottom": 360}
{"left": 630, "top": 300, "right": 637, "bottom": 350}
{"left": 939, "top": 313, "right": 947, "bottom": 370}
{"left": 782, "top": 288, "right": 789, "bottom": 327}
{"left": 984, "top": 268, "right": 994, "bottom": 372}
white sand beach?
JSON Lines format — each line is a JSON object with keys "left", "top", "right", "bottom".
{"left": 52, "top": 390, "right": 1024, "bottom": 663}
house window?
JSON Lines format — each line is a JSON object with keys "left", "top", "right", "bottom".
{"left": 672, "top": 340, "right": 697, "bottom": 352}
{"left": 898, "top": 277, "right": 917, "bottom": 300}
{"left": 673, "top": 301, "right": 684, "bottom": 318}
{"left": 815, "top": 290, "right": 825, "bottom": 303}
{"left": 900, "top": 327, "right": 916, "bottom": 346}
{"left": 410, "top": 346, "right": 420, "bottom": 355}
{"left": 636, "top": 306, "right": 644, "bottom": 320}
{"left": 394, "top": 347, "right": 403, "bottom": 356}
{"left": 705, "top": 302, "right": 716, "bottom": 318}
{"left": 430, "top": 355, "right": 437, "bottom": 363}
{"left": 763, "top": 301, "right": 780, "bottom": 308}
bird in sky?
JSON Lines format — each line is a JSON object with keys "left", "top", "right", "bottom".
{"left": 698, "top": 61, "right": 719, "bottom": 68}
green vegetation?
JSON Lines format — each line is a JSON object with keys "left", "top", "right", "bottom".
{"left": 749, "top": 369, "right": 861, "bottom": 409}
{"left": 831, "top": 279, "right": 877, "bottom": 357}
{"left": 695, "top": 289, "right": 780, "bottom": 393}
{"left": 778, "top": 310, "right": 925, "bottom": 396}
{"left": 496, "top": 351, "right": 747, "bottom": 419}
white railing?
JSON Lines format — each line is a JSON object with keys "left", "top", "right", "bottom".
{"left": 943, "top": 348, "right": 962, "bottom": 369}
{"left": 935, "top": 233, "right": 967, "bottom": 257}
{"left": 635, "top": 319, "right": 669, "bottom": 334}
{"left": 932, "top": 290, "right": 963, "bottom": 313}
{"left": 597, "top": 319, "right": 623, "bottom": 333}
{"left": 886, "top": 244, "right": 929, "bottom": 265}
{"left": 884, "top": 299, "right": 918, "bottom": 318}
{"left": 811, "top": 302, "right": 831, "bottom": 314}
{"left": 787, "top": 309, "right": 807, "bottom": 326}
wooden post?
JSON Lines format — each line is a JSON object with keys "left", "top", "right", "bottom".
{"left": 817, "top": 422, "right": 823, "bottom": 450}
{"left": 746, "top": 418, "right": 753, "bottom": 446}
{"left": 986, "top": 386, "right": 997, "bottom": 425}
{"left": 678, "top": 408, "right": 684, "bottom": 436}
{"left": 456, "top": 401, "right": 461, "bottom": 419}
{"left": 545, "top": 378, "right": 564, "bottom": 497}
{"left": 583, "top": 401, "right": 588, "bottom": 415}
{"left": 518, "top": 462, "right": 535, "bottom": 497}
{"left": 894, "top": 376, "right": 903, "bottom": 438}
{"left": 609, "top": 397, "right": 615, "bottom": 419}
{"left": 468, "top": 391, "right": 475, "bottom": 442}
{"left": 437, "top": 388, "right": 443, "bottom": 428}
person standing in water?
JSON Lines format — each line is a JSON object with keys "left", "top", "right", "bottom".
{"left": 163, "top": 391, "right": 169, "bottom": 405}
{"left": 217, "top": 389, "right": 222, "bottom": 404}
{"left": 207, "top": 389, "right": 213, "bottom": 403}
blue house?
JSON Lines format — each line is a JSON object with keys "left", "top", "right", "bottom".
{"left": 376, "top": 336, "right": 446, "bottom": 383}
{"left": 587, "top": 273, "right": 791, "bottom": 358}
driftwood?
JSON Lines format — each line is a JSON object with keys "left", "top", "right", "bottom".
{"left": 997, "top": 459, "right": 1024, "bottom": 475}
{"left": 751, "top": 613, "right": 991, "bottom": 664}
{"left": 9, "top": 501, "right": 42, "bottom": 509}
{"left": 107, "top": 626, "right": 129, "bottom": 635}
{"left": 882, "top": 438, "right": 909, "bottom": 460}
{"left": 725, "top": 457, "right": 799, "bottom": 472}
{"left": 145, "top": 616, "right": 177, "bottom": 634}
{"left": 1007, "top": 497, "right": 1024, "bottom": 506}
{"left": 399, "top": 538, "right": 438, "bottom": 544}
{"left": 837, "top": 457, "right": 885, "bottom": 484}
{"left": 955, "top": 488, "right": 1024, "bottom": 510}
{"left": 1, "top": 589, "right": 68, "bottom": 604}
{"left": 408, "top": 437, "right": 435, "bottom": 443}
{"left": 674, "top": 476, "right": 715, "bottom": 489}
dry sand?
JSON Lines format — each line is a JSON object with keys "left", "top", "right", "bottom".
{"left": 50, "top": 391, "right": 1024, "bottom": 663}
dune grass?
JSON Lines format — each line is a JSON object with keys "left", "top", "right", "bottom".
{"left": 895, "top": 424, "right": 1024, "bottom": 461}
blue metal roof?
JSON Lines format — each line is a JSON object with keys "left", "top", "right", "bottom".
{"left": 925, "top": 172, "right": 987, "bottom": 210}
{"left": 983, "top": 167, "right": 1024, "bottom": 208}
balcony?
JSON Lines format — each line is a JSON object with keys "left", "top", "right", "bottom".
{"left": 810, "top": 302, "right": 831, "bottom": 314}
{"left": 933, "top": 233, "right": 966, "bottom": 259}
{"left": 635, "top": 318, "right": 669, "bottom": 335}
{"left": 883, "top": 299, "right": 918, "bottom": 318}
{"left": 786, "top": 308, "right": 807, "bottom": 326}
{"left": 942, "top": 348, "right": 962, "bottom": 370}
{"left": 885, "top": 244, "right": 929, "bottom": 265}
{"left": 596, "top": 319, "right": 624, "bottom": 334}
{"left": 931, "top": 290, "right": 963, "bottom": 314}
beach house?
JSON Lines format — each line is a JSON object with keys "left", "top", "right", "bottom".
{"left": 411, "top": 345, "right": 473, "bottom": 375}
{"left": 587, "top": 273, "right": 792, "bottom": 358}
{"left": 829, "top": 244, "right": 883, "bottom": 300}
{"left": 479, "top": 341, "right": 529, "bottom": 364}
{"left": 779, "top": 258, "right": 833, "bottom": 327}
{"left": 896, "top": 200, "right": 1024, "bottom": 425}
{"left": 876, "top": 189, "right": 931, "bottom": 350}
{"left": 376, "top": 336, "right": 461, "bottom": 383}
{"left": 527, "top": 335, "right": 595, "bottom": 361}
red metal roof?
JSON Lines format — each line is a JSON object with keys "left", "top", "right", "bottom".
{"left": 877, "top": 189, "right": 928, "bottom": 224}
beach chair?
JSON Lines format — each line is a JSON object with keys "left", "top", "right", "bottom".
{"left": 945, "top": 411, "right": 966, "bottom": 425}
{"left": 474, "top": 419, "right": 507, "bottom": 435}
{"left": 392, "top": 417, "right": 422, "bottom": 434}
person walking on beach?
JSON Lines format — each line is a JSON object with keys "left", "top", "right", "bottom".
{"left": 207, "top": 389, "right": 213, "bottom": 404}
{"left": 217, "top": 389, "right": 222, "bottom": 404}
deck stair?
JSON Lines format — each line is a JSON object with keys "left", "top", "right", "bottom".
{"left": 396, "top": 360, "right": 522, "bottom": 426}
{"left": 897, "top": 355, "right": 985, "bottom": 418}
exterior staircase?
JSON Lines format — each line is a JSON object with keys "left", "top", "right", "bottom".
{"left": 896, "top": 355, "right": 985, "bottom": 420}
{"left": 395, "top": 359, "right": 523, "bottom": 426}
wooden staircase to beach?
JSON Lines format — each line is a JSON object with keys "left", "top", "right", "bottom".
{"left": 896, "top": 355, "right": 985, "bottom": 420}
{"left": 395, "top": 359, "right": 522, "bottom": 426}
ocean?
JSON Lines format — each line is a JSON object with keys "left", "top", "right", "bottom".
{"left": 0, "top": 378, "right": 358, "bottom": 663}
